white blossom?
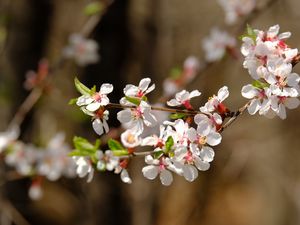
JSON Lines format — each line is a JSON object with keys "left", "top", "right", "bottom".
{"left": 167, "top": 89, "right": 201, "bottom": 109}
{"left": 202, "top": 28, "right": 236, "bottom": 62}
{"left": 63, "top": 34, "right": 99, "bottom": 66}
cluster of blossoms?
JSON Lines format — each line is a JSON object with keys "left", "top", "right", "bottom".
{"left": 217, "top": 0, "right": 256, "bottom": 25}
{"left": 241, "top": 25, "right": 300, "bottom": 119}
{"left": 73, "top": 76, "right": 232, "bottom": 185}
{"left": 202, "top": 27, "right": 237, "bottom": 62}
{"left": 2, "top": 133, "right": 76, "bottom": 199}
{"left": 63, "top": 34, "right": 100, "bottom": 66}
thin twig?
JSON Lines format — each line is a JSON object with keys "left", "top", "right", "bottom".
{"left": 219, "top": 101, "right": 251, "bottom": 133}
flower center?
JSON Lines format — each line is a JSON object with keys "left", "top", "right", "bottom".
{"left": 198, "top": 136, "right": 207, "bottom": 145}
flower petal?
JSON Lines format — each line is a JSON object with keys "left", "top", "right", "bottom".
{"left": 160, "top": 169, "right": 173, "bottom": 186}
{"left": 142, "top": 165, "right": 159, "bottom": 180}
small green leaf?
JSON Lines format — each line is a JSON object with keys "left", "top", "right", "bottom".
{"left": 170, "top": 67, "right": 182, "bottom": 79}
{"left": 68, "top": 98, "right": 78, "bottom": 105}
{"left": 112, "top": 150, "right": 129, "bottom": 156}
{"left": 170, "top": 113, "right": 187, "bottom": 120}
{"left": 72, "top": 136, "right": 99, "bottom": 156}
{"left": 252, "top": 80, "right": 269, "bottom": 89}
{"left": 165, "top": 136, "right": 174, "bottom": 153}
{"left": 125, "top": 96, "right": 141, "bottom": 105}
{"left": 108, "top": 139, "right": 125, "bottom": 151}
{"left": 239, "top": 24, "right": 257, "bottom": 43}
{"left": 84, "top": 2, "right": 104, "bottom": 16}
{"left": 90, "top": 85, "right": 97, "bottom": 94}
{"left": 153, "top": 150, "right": 164, "bottom": 159}
{"left": 74, "top": 77, "right": 91, "bottom": 96}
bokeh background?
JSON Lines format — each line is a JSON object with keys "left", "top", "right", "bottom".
{"left": 1, "top": 0, "right": 300, "bottom": 225}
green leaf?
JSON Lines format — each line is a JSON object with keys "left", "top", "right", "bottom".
{"left": 170, "top": 67, "right": 182, "bottom": 79}
{"left": 74, "top": 77, "right": 91, "bottom": 96}
{"left": 125, "top": 96, "right": 141, "bottom": 105}
{"left": 90, "top": 85, "right": 97, "bottom": 95}
{"left": 72, "top": 136, "right": 98, "bottom": 156}
{"left": 68, "top": 98, "right": 78, "bottom": 105}
{"left": 165, "top": 136, "right": 174, "bottom": 153}
{"left": 252, "top": 80, "right": 269, "bottom": 89}
{"left": 112, "top": 150, "right": 129, "bottom": 156}
{"left": 108, "top": 139, "right": 125, "bottom": 151}
{"left": 239, "top": 24, "right": 257, "bottom": 43}
{"left": 170, "top": 113, "right": 186, "bottom": 120}
{"left": 153, "top": 150, "right": 164, "bottom": 159}
{"left": 84, "top": 2, "right": 104, "bottom": 16}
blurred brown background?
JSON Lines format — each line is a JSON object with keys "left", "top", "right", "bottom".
{"left": 1, "top": 0, "right": 300, "bottom": 225}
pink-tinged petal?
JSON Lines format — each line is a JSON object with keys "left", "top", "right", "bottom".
{"left": 194, "top": 114, "right": 208, "bottom": 124}
{"left": 124, "top": 84, "right": 138, "bottom": 96}
{"left": 139, "top": 78, "right": 151, "bottom": 92}
{"left": 86, "top": 102, "right": 101, "bottom": 112}
{"left": 141, "top": 136, "right": 158, "bottom": 146}
{"left": 212, "top": 113, "right": 223, "bottom": 125}
{"left": 99, "top": 96, "right": 110, "bottom": 106}
{"left": 174, "top": 146, "right": 188, "bottom": 161}
{"left": 197, "top": 121, "right": 210, "bottom": 136}
{"left": 206, "top": 131, "right": 222, "bottom": 146}
{"left": 160, "top": 169, "right": 173, "bottom": 186}
{"left": 77, "top": 96, "right": 93, "bottom": 106}
{"left": 285, "top": 49, "right": 298, "bottom": 60}
{"left": 100, "top": 83, "right": 113, "bottom": 94}
{"left": 187, "top": 128, "right": 197, "bottom": 142}
{"left": 121, "top": 169, "right": 132, "bottom": 184}
{"left": 143, "top": 110, "right": 157, "bottom": 127}
{"left": 217, "top": 86, "right": 229, "bottom": 102}
{"left": 145, "top": 83, "right": 155, "bottom": 94}
{"left": 278, "top": 32, "right": 291, "bottom": 39}
{"left": 284, "top": 97, "right": 300, "bottom": 109}
{"left": 264, "top": 73, "right": 277, "bottom": 85}
{"left": 183, "top": 165, "right": 198, "bottom": 182}
{"left": 189, "top": 90, "right": 201, "bottom": 99}
{"left": 178, "top": 90, "right": 190, "bottom": 102}
{"left": 277, "top": 103, "right": 286, "bottom": 119}
{"left": 103, "top": 119, "right": 109, "bottom": 133}
{"left": 194, "top": 157, "right": 210, "bottom": 171}
{"left": 287, "top": 73, "right": 300, "bottom": 87}
{"left": 167, "top": 99, "right": 180, "bottom": 106}
{"left": 248, "top": 99, "right": 261, "bottom": 115}
{"left": 117, "top": 109, "right": 132, "bottom": 123}
{"left": 241, "top": 84, "right": 258, "bottom": 99}
{"left": 92, "top": 119, "right": 104, "bottom": 136}
{"left": 87, "top": 168, "right": 94, "bottom": 183}
{"left": 283, "top": 87, "right": 299, "bottom": 97}
{"left": 267, "top": 24, "right": 280, "bottom": 38}
{"left": 142, "top": 165, "right": 159, "bottom": 180}
{"left": 200, "top": 146, "right": 215, "bottom": 162}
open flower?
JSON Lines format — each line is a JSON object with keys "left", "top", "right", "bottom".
{"left": 63, "top": 34, "right": 99, "bottom": 66}
{"left": 200, "top": 86, "right": 229, "bottom": 114}
{"left": 121, "top": 129, "right": 141, "bottom": 148}
{"left": 202, "top": 28, "right": 236, "bottom": 62}
{"left": 77, "top": 83, "right": 113, "bottom": 112}
{"left": 167, "top": 90, "right": 201, "bottom": 109}
{"left": 142, "top": 155, "right": 174, "bottom": 186}
{"left": 73, "top": 156, "right": 94, "bottom": 183}
{"left": 117, "top": 101, "right": 157, "bottom": 134}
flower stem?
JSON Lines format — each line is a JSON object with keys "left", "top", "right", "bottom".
{"left": 106, "top": 102, "right": 204, "bottom": 116}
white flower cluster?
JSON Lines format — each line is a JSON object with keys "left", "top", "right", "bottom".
{"left": 73, "top": 77, "right": 232, "bottom": 185}
{"left": 202, "top": 27, "right": 236, "bottom": 62}
{"left": 73, "top": 150, "right": 132, "bottom": 184}
{"left": 5, "top": 133, "right": 76, "bottom": 180}
{"left": 217, "top": 0, "right": 256, "bottom": 25}
{"left": 76, "top": 82, "right": 113, "bottom": 135}
{"left": 117, "top": 78, "right": 157, "bottom": 135}
{"left": 63, "top": 34, "right": 100, "bottom": 66}
{"left": 241, "top": 25, "right": 300, "bottom": 119}
{"left": 141, "top": 87, "right": 229, "bottom": 185}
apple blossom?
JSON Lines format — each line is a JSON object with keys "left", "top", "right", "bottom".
{"left": 167, "top": 89, "right": 201, "bottom": 109}
{"left": 63, "top": 34, "right": 99, "bottom": 66}
{"left": 202, "top": 28, "right": 236, "bottom": 62}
